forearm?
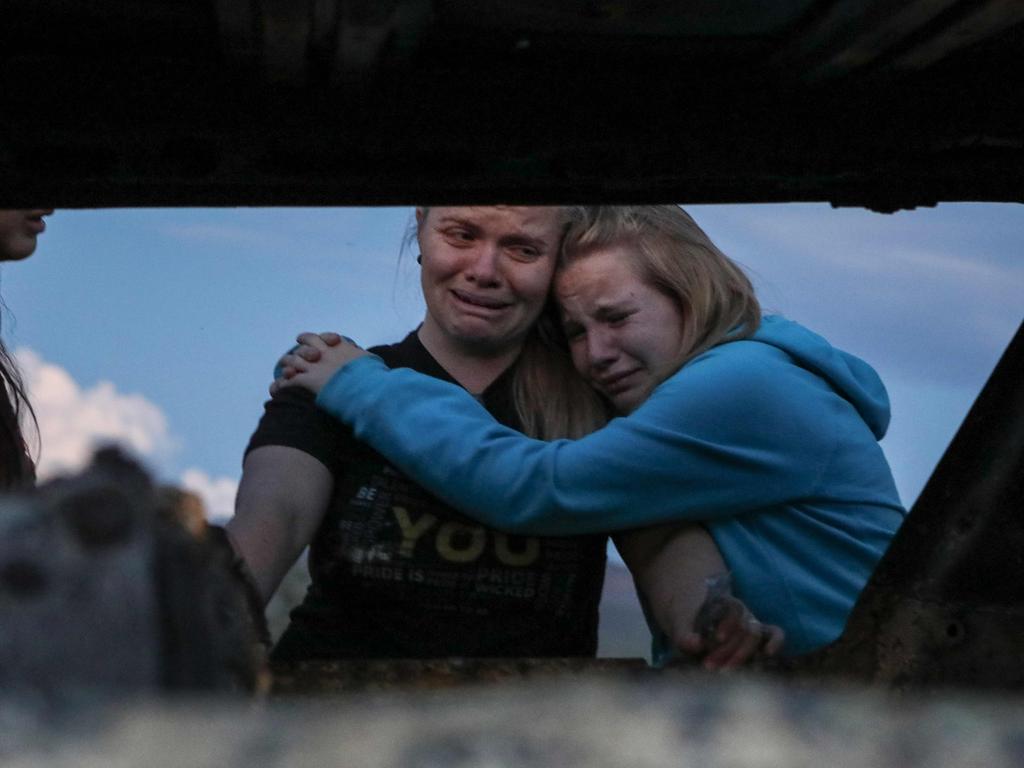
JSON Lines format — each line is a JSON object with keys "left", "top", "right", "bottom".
{"left": 225, "top": 501, "right": 304, "bottom": 606}
{"left": 315, "top": 358, "right": 780, "bottom": 535}
{"left": 226, "top": 446, "right": 333, "bottom": 605}
{"left": 615, "top": 523, "right": 728, "bottom": 644}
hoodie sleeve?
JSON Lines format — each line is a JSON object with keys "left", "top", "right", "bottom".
{"left": 314, "top": 345, "right": 834, "bottom": 536}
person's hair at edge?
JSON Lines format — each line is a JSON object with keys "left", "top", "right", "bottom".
{"left": 411, "top": 206, "right": 611, "bottom": 441}
{"left": 0, "top": 291, "right": 37, "bottom": 488}
{"left": 562, "top": 205, "right": 762, "bottom": 369}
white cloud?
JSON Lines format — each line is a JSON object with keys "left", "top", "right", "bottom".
{"left": 17, "top": 347, "right": 241, "bottom": 523}
{"left": 17, "top": 347, "right": 176, "bottom": 480}
{"left": 180, "top": 468, "right": 238, "bottom": 522}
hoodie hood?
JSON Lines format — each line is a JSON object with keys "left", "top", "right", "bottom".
{"left": 750, "top": 315, "right": 891, "bottom": 439}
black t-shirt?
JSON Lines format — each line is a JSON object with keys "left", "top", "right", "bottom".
{"left": 246, "top": 331, "right": 608, "bottom": 659}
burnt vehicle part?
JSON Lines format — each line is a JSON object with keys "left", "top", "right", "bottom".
{"left": 785, "top": 318, "right": 1024, "bottom": 689}
{"left": 2, "top": 1, "right": 1024, "bottom": 209}
{"left": 0, "top": 0, "right": 1022, "bottom": 695}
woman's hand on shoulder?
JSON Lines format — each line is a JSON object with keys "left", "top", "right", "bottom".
{"left": 271, "top": 331, "right": 370, "bottom": 396}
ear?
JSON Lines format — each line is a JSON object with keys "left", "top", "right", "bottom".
{"left": 415, "top": 207, "right": 426, "bottom": 228}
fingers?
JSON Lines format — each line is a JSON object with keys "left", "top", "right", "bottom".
{"left": 278, "top": 353, "right": 309, "bottom": 373}
{"left": 698, "top": 598, "right": 780, "bottom": 670}
{"left": 670, "top": 619, "right": 783, "bottom": 670}
{"left": 269, "top": 361, "right": 313, "bottom": 398}
{"left": 298, "top": 344, "right": 324, "bottom": 362}
{"left": 706, "top": 620, "right": 764, "bottom": 670}
{"left": 311, "top": 331, "right": 362, "bottom": 349}
{"left": 270, "top": 331, "right": 364, "bottom": 399}
{"left": 280, "top": 346, "right": 321, "bottom": 367}
{"left": 296, "top": 332, "right": 330, "bottom": 351}
{"left": 275, "top": 338, "right": 320, "bottom": 377}
{"left": 761, "top": 625, "right": 785, "bottom": 656}
{"left": 673, "top": 630, "right": 704, "bottom": 657}
{"left": 277, "top": 329, "right": 339, "bottom": 372}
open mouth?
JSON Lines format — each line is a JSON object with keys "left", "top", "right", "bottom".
{"left": 597, "top": 369, "right": 641, "bottom": 394}
{"left": 452, "top": 290, "right": 511, "bottom": 311}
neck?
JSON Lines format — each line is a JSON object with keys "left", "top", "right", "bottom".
{"left": 417, "top": 321, "right": 522, "bottom": 395}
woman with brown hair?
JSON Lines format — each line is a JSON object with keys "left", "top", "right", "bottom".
{"left": 0, "top": 208, "right": 52, "bottom": 489}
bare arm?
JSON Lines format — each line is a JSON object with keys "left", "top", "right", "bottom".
{"left": 615, "top": 523, "right": 784, "bottom": 669}
{"left": 225, "top": 445, "right": 333, "bottom": 606}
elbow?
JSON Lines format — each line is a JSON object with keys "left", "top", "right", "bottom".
{"left": 467, "top": 506, "right": 537, "bottom": 536}
{"left": 490, "top": 506, "right": 576, "bottom": 537}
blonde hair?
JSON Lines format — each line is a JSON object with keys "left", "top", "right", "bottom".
{"left": 512, "top": 305, "right": 612, "bottom": 439}
{"left": 509, "top": 207, "right": 612, "bottom": 440}
{"left": 513, "top": 205, "right": 760, "bottom": 432}
{"left": 562, "top": 205, "right": 760, "bottom": 369}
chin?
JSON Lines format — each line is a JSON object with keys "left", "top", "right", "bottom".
{"left": 612, "top": 383, "right": 655, "bottom": 415}
{"left": 0, "top": 241, "right": 36, "bottom": 261}
{"left": 612, "top": 395, "right": 640, "bottom": 415}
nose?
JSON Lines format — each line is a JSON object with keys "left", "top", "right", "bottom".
{"left": 464, "top": 243, "right": 501, "bottom": 286}
{"left": 585, "top": 328, "right": 617, "bottom": 371}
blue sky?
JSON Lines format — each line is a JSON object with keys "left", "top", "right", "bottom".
{"left": 2, "top": 204, "right": 1021, "bottom": 524}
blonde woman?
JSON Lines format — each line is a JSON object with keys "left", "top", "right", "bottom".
{"left": 233, "top": 207, "right": 617, "bottom": 662}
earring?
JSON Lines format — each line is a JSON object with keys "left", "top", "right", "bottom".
{"left": 416, "top": 253, "right": 422, "bottom": 264}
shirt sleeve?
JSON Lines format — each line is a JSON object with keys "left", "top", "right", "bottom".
{"left": 245, "top": 385, "right": 350, "bottom": 474}
{"left": 314, "top": 349, "right": 833, "bottom": 535}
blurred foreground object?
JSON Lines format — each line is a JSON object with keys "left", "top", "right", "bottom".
{"left": 4, "top": 676, "right": 1024, "bottom": 767}
{"left": 0, "top": 448, "right": 268, "bottom": 697}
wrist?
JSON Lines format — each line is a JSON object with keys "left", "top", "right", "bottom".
{"left": 315, "top": 353, "right": 387, "bottom": 416}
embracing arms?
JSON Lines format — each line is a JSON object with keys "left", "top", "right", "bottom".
{"left": 273, "top": 335, "right": 826, "bottom": 536}
{"left": 273, "top": 335, "right": 790, "bottom": 663}
{"left": 617, "top": 524, "right": 784, "bottom": 668}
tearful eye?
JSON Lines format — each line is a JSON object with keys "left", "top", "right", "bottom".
{"left": 510, "top": 246, "right": 541, "bottom": 261}
{"left": 443, "top": 227, "right": 475, "bottom": 244}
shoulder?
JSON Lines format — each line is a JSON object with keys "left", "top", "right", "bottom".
{"left": 248, "top": 385, "right": 350, "bottom": 457}
{"left": 639, "top": 339, "right": 819, "bottom": 438}
{"left": 250, "top": 366, "right": 354, "bottom": 469}
{"left": 270, "top": 331, "right": 409, "bottom": 376}
{"left": 365, "top": 339, "right": 406, "bottom": 367}
{"left": 666, "top": 339, "right": 798, "bottom": 401}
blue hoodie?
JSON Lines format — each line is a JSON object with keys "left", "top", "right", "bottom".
{"left": 314, "top": 316, "right": 906, "bottom": 654}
